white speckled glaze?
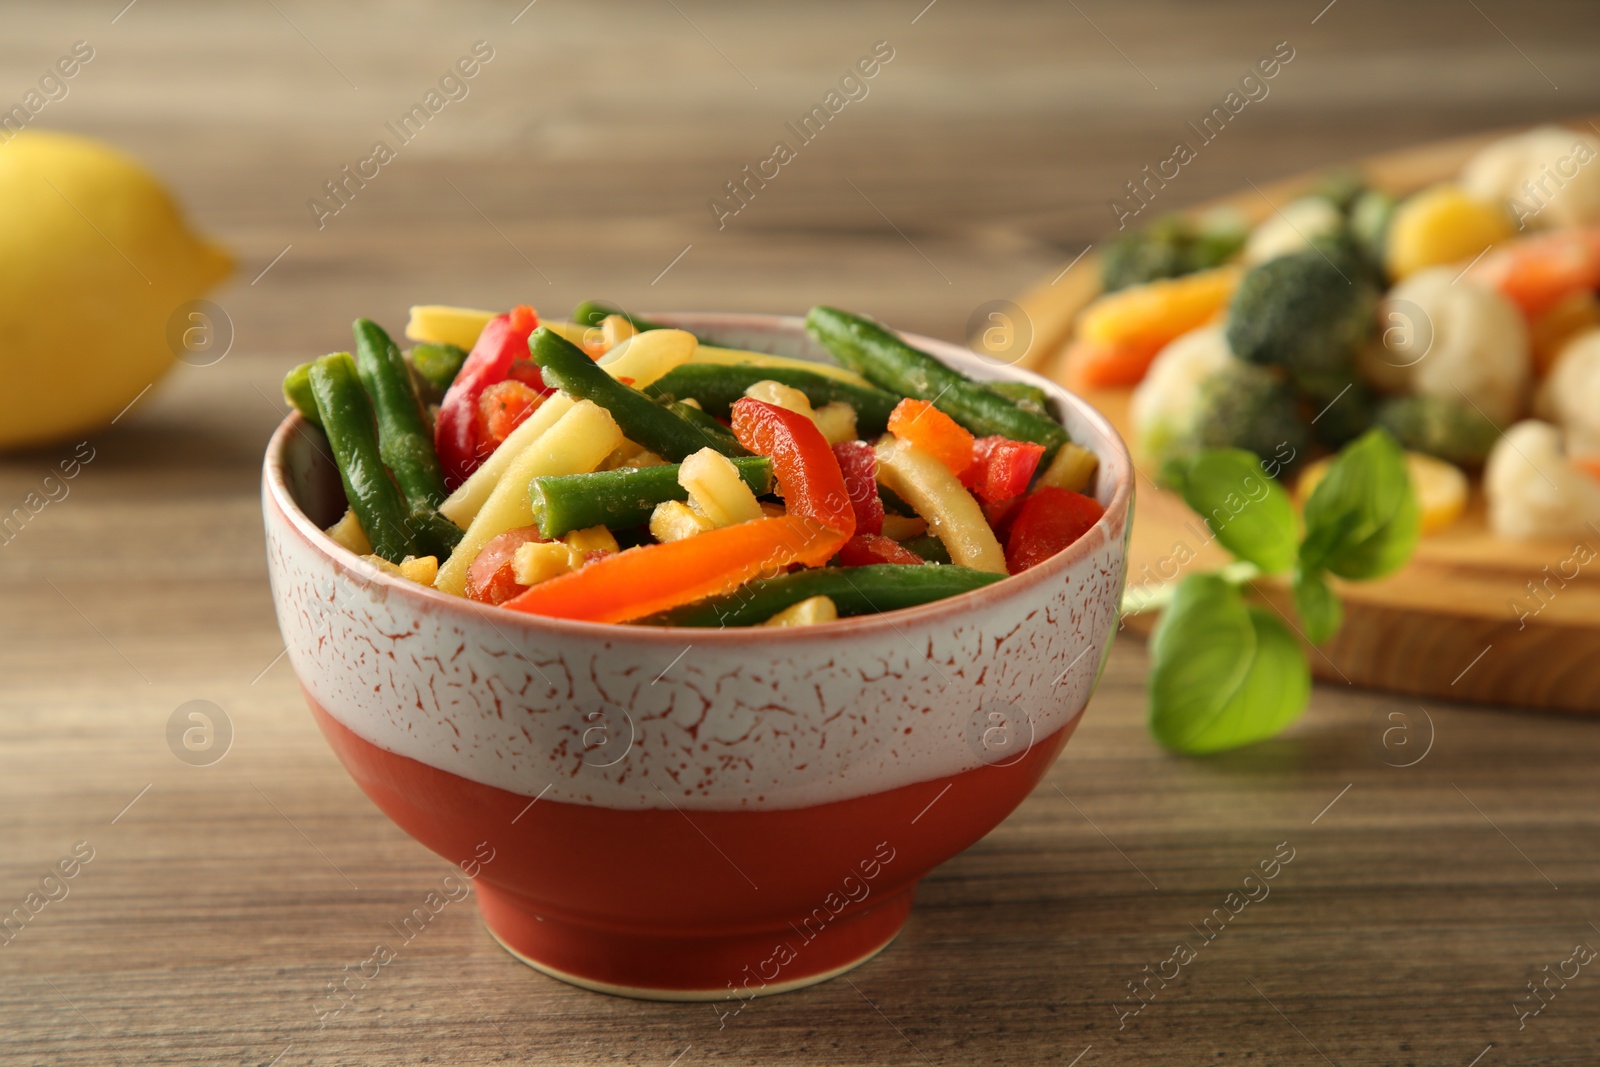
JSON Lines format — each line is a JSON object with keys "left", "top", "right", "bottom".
{"left": 263, "top": 314, "right": 1132, "bottom": 812}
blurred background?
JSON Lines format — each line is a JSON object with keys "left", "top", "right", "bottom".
{"left": 5, "top": 2, "right": 1600, "bottom": 1065}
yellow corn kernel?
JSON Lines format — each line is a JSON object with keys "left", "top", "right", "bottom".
{"left": 762, "top": 595, "right": 839, "bottom": 627}
{"left": 745, "top": 379, "right": 816, "bottom": 418}
{"left": 650, "top": 500, "right": 716, "bottom": 542}
{"left": 1037, "top": 442, "right": 1099, "bottom": 493}
{"left": 563, "top": 526, "right": 620, "bottom": 556}
{"left": 678, "top": 447, "right": 764, "bottom": 527}
{"left": 812, "top": 401, "right": 859, "bottom": 445}
{"left": 1386, "top": 185, "right": 1513, "bottom": 280}
{"left": 359, "top": 554, "right": 403, "bottom": 577}
{"left": 880, "top": 512, "right": 928, "bottom": 540}
{"left": 405, "top": 305, "right": 497, "bottom": 350}
{"left": 513, "top": 541, "right": 581, "bottom": 586}
{"left": 398, "top": 555, "right": 439, "bottom": 586}
{"left": 326, "top": 509, "right": 372, "bottom": 555}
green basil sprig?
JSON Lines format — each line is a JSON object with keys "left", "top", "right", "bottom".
{"left": 1137, "top": 429, "right": 1418, "bottom": 754}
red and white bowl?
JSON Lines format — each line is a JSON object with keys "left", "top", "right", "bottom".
{"left": 262, "top": 313, "right": 1133, "bottom": 1001}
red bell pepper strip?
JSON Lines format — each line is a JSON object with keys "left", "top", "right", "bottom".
{"left": 831, "top": 440, "right": 884, "bottom": 536}
{"left": 731, "top": 398, "right": 855, "bottom": 544}
{"left": 836, "top": 533, "right": 924, "bottom": 567}
{"left": 963, "top": 435, "right": 1046, "bottom": 504}
{"left": 1004, "top": 487, "right": 1104, "bottom": 574}
{"left": 887, "top": 398, "right": 976, "bottom": 478}
{"left": 466, "top": 525, "right": 545, "bottom": 605}
{"left": 506, "top": 358, "right": 548, "bottom": 390}
{"left": 501, "top": 515, "right": 843, "bottom": 623}
{"left": 435, "top": 305, "right": 540, "bottom": 489}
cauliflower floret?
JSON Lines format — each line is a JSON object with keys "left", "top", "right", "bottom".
{"left": 1484, "top": 420, "right": 1600, "bottom": 539}
{"left": 1461, "top": 125, "right": 1600, "bottom": 231}
{"left": 1130, "top": 324, "right": 1233, "bottom": 459}
{"left": 1535, "top": 327, "right": 1600, "bottom": 454}
{"left": 1363, "top": 266, "right": 1530, "bottom": 425}
{"left": 1243, "top": 196, "right": 1343, "bottom": 265}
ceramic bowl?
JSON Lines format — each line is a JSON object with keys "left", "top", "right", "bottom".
{"left": 262, "top": 312, "right": 1132, "bottom": 1002}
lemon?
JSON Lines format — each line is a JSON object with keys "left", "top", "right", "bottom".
{"left": 0, "top": 131, "right": 231, "bottom": 450}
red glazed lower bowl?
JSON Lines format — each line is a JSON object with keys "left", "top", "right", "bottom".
{"left": 262, "top": 312, "right": 1133, "bottom": 1001}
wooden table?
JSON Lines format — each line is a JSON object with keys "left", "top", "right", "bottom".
{"left": 4, "top": 2, "right": 1600, "bottom": 1063}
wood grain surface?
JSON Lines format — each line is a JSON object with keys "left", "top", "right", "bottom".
{"left": 3, "top": 2, "right": 1600, "bottom": 1065}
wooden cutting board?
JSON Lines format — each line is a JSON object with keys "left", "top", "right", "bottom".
{"left": 1016, "top": 118, "right": 1600, "bottom": 714}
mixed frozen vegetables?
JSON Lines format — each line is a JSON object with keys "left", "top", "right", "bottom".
{"left": 282, "top": 304, "right": 1103, "bottom": 627}
{"left": 1077, "top": 124, "right": 1600, "bottom": 541}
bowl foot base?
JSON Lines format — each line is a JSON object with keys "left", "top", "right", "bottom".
{"left": 475, "top": 883, "right": 915, "bottom": 1002}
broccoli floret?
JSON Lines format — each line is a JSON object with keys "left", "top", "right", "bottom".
{"left": 1101, "top": 213, "right": 1247, "bottom": 292}
{"left": 1158, "top": 362, "right": 1311, "bottom": 482}
{"left": 1311, "top": 169, "right": 1368, "bottom": 214}
{"left": 1375, "top": 395, "right": 1500, "bottom": 466}
{"left": 1298, "top": 372, "right": 1375, "bottom": 449}
{"left": 1349, "top": 189, "right": 1398, "bottom": 278}
{"left": 1226, "top": 250, "right": 1378, "bottom": 383}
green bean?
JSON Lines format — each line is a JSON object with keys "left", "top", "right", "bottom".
{"left": 642, "top": 564, "right": 1004, "bottom": 627}
{"left": 646, "top": 363, "right": 903, "bottom": 435}
{"left": 408, "top": 341, "right": 468, "bottom": 399}
{"left": 901, "top": 534, "right": 952, "bottom": 565}
{"left": 570, "top": 300, "right": 712, "bottom": 345}
{"left": 665, "top": 399, "right": 748, "bottom": 455}
{"left": 282, "top": 361, "right": 321, "bottom": 426}
{"left": 986, "top": 380, "right": 1050, "bottom": 413}
{"left": 404, "top": 505, "right": 464, "bottom": 555}
{"left": 352, "top": 319, "right": 448, "bottom": 509}
{"left": 530, "top": 457, "right": 772, "bottom": 538}
{"left": 805, "top": 306, "right": 1068, "bottom": 459}
{"left": 571, "top": 300, "right": 671, "bottom": 334}
{"left": 307, "top": 353, "right": 416, "bottom": 563}
{"left": 530, "top": 327, "right": 743, "bottom": 461}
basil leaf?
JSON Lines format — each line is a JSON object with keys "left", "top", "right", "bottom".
{"left": 1220, "top": 606, "right": 1312, "bottom": 746}
{"left": 1149, "top": 577, "right": 1311, "bottom": 754}
{"left": 1300, "top": 428, "right": 1420, "bottom": 580}
{"left": 1178, "top": 449, "right": 1299, "bottom": 574}
{"left": 1292, "top": 568, "right": 1343, "bottom": 644}
{"left": 1148, "top": 574, "right": 1254, "bottom": 751}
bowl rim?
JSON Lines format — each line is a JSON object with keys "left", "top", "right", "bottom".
{"left": 262, "top": 312, "right": 1134, "bottom": 644}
